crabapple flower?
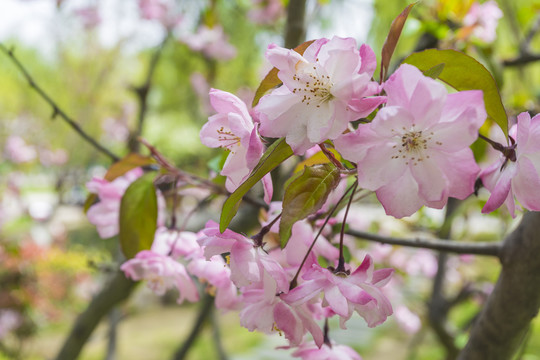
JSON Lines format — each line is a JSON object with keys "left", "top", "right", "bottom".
{"left": 151, "top": 227, "right": 202, "bottom": 259}
{"left": 4, "top": 136, "right": 37, "bottom": 163}
{"left": 198, "top": 220, "right": 288, "bottom": 292}
{"left": 292, "top": 341, "right": 362, "bottom": 360}
{"left": 181, "top": 25, "right": 237, "bottom": 60}
{"left": 481, "top": 112, "right": 540, "bottom": 216}
{"left": 188, "top": 255, "right": 240, "bottom": 311}
{"left": 200, "top": 89, "right": 272, "bottom": 200}
{"left": 283, "top": 255, "right": 393, "bottom": 328}
{"left": 463, "top": 1, "right": 503, "bottom": 43}
{"left": 121, "top": 250, "right": 199, "bottom": 304}
{"left": 86, "top": 168, "right": 143, "bottom": 238}
{"left": 240, "top": 272, "right": 324, "bottom": 347}
{"left": 335, "top": 64, "right": 486, "bottom": 218}
{"left": 248, "top": 0, "right": 284, "bottom": 25}
{"left": 257, "top": 36, "right": 385, "bottom": 155}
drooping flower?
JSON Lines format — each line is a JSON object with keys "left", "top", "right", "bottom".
{"left": 257, "top": 36, "right": 385, "bottom": 155}
{"left": 240, "top": 271, "right": 324, "bottom": 347}
{"left": 121, "top": 250, "right": 199, "bottom": 304}
{"left": 197, "top": 220, "right": 288, "bottom": 292}
{"left": 481, "top": 112, "right": 540, "bottom": 216}
{"left": 188, "top": 255, "right": 241, "bottom": 311}
{"left": 292, "top": 340, "right": 362, "bottom": 360}
{"left": 283, "top": 255, "right": 393, "bottom": 328}
{"left": 335, "top": 63, "right": 486, "bottom": 218}
{"left": 463, "top": 1, "right": 503, "bottom": 44}
{"left": 200, "top": 89, "right": 272, "bottom": 200}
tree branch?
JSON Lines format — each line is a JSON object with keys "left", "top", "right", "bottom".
{"left": 502, "top": 53, "right": 540, "bottom": 67}
{"left": 172, "top": 293, "right": 214, "bottom": 360}
{"left": 54, "top": 271, "right": 137, "bottom": 360}
{"left": 345, "top": 229, "right": 501, "bottom": 257}
{"left": 284, "top": 0, "right": 307, "bottom": 49}
{"left": 128, "top": 34, "right": 170, "bottom": 153}
{"left": 459, "top": 211, "right": 540, "bottom": 359}
{"left": 0, "top": 43, "right": 120, "bottom": 162}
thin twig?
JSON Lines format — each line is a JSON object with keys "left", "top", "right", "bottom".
{"left": 0, "top": 43, "right": 120, "bottom": 162}
{"left": 129, "top": 33, "right": 170, "bottom": 152}
{"left": 346, "top": 229, "right": 502, "bottom": 257}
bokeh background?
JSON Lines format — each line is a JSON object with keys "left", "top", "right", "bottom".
{"left": 1, "top": 0, "right": 540, "bottom": 359}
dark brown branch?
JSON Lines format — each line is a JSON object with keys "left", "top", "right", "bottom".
{"left": 345, "top": 229, "right": 501, "bottom": 257}
{"left": 459, "top": 211, "right": 540, "bottom": 359}
{"left": 172, "top": 293, "right": 214, "bottom": 360}
{"left": 54, "top": 271, "right": 137, "bottom": 360}
{"left": 502, "top": 53, "right": 540, "bottom": 67}
{"left": 0, "top": 43, "right": 120, "bottom": 162}
{"left": 128, "top": 34, "right": 170, "bottom": 152}
{"left": 284, "top": 0, "right": 307, "bottom": 48}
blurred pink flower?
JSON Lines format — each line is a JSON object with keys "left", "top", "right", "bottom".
{"left": 248, "top": 0, "right": 284, "bottom": 25}
{"left": 292, "top": 341, "right": 362, "bottom": 360}
{"left": 74, "top": 7, "right": 101, "bottom": 29}
{"left": 39, "top": 148, "right": 69, "bottom": 166}
{"left": 121, "top": 250, "right": 199, "bottom": 304}
{"left": 335, "top": 64, "right": 486, "bottom": 218}
{"left": 481, "top": 112, "right": 540, "bottom": 216}
{"left": 0, "top": 310, "right": 22, "bottom": 340}
{"left": 393, "top": 305, "right": 421, "bottom": 334}
{"left": 4, "top": 136, "right": 37, "bottom": 163}
{"left": 463, "top": 1, "right": 503, "bottom": 43}
{"left": 138, "top": 0, "right": 182, "bottom": 28}
{"left": 257, "top": 37, "right": 384, "bottom": 155}
{"left": 181, "top": 25, "right": 237, "bottom": 60}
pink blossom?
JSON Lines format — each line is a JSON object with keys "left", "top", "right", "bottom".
{"left": 198, "top": 220, "right": 289, "bottom": 292}
{"left": 86, "top": 168, "right": 143, "bottom": 239}
{"left": 283, "top": 255, "right": 393, "bottom": 328}
{"left": 0, "top": 310, "right": 22, "bottom": 340}
{"left": 257, "top": 37, "right": 385, "bottom": 155}
{"left": 138, "top": 0, "right": 181, "bottom": 28}
{"left": 188, "top": 255, "right": 241, "bottom": 311}
{"left": 151, "top": 227, "right": 202, "bottom": 259}
{"left": 481, "top": 112, "right": 540, "bottom": 216}
{"left": 463, "top": 1, "right": 503, "bottom": 43}
{"left": 393, "top": 305, "right": 421, "bottom": 334}
{"left": 200, "top": 89, "right": 272, "bottom": 198}
{"left": 121, "top": 250, "right": 199, "bottom": 304}
{"left": 181, "top": 25, "right": 237, "bottom": 60}
{"left": 39, "top": 148, "right": 69, "bottom": 166}
{"left": 74, "top": 7, "right": 101, "bottom": 29}
{"left": 283, "top": 221, "right": 339, "bottom": 267}
{"left": 240, "top": 272, "right": 324, "bottom": 347}
{"left": 248, "top": 0, "right": 284, "bottom": 25}
{"left": 292, "top": 341, "right": 362, "bottom": 360}
{"left": 4, "top": 136, "right": 37, "bottom": 163}
{"left": 335, "top": 64, "right": 486, "bottom": 218}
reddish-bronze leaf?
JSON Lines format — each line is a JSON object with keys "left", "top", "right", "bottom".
{"left": 380, "top": 3, "right": 416, "bottom": 82}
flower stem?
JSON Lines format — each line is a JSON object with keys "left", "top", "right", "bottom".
{"left": 251, "top": 213, "right": 282, "bottom": 247}
{"left": 319, "top": 143, "right": 345, "bottom": 170}
{"left": 289, "top": 181, "right": 357, "bottom": 290}
{"left": 335, "top": 181, "right": 358, "bottom": 273}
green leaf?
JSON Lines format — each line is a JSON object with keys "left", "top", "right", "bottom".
{"left": 380, "top": 3, "right": 416, "bottom": 81}
{"left": 84, "top": 153, "right": 156, "bottom": 214}
{"left": 423, "top": 63, "right": 445, "bottom": 79}
{"left": 279, "top": 163, "right": 341, "bottom": 248}
{"left": 252, "top": 40, "right": 315, "bottom": 107}
{"left": 119, "top": 172, "right": 158, "bottom": 259}
{"left": 404, "top": 49, "right": 508, "bottom": 137}
{"left": 220, "top": 138, "right": 293, "bottom": 232}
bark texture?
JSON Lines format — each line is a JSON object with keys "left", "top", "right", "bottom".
{"left": 459, "top": 211, "right": 540, "bottom": 359}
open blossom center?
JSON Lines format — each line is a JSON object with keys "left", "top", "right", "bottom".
{"left": 217, "top": 126, "right": 241, "bottom": 152}
{"left": 291, "top": 65, "right": 334, "bottom": 107}
{"left": 391, "top": 126, "right": 442, "bottom": 166}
